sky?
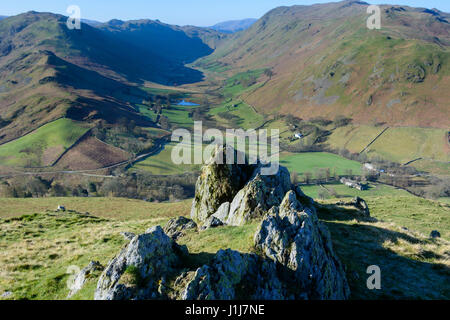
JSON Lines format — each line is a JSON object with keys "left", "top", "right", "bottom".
{"left": 0, "top": 0, "right": 449, "bottom": 26}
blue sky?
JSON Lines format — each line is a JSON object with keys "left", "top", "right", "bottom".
{"left": 0, "top": 1, "right": 449, "bottom": 26}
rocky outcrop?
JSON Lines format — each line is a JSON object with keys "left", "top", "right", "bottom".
{"left": 94, "top": 226, "right": 186, "bottom": 300}
{"left": 164, "top": 216, "right": 197, "bottom": 240}
{"left": 191, "top": 145, "right": 292, "bottom": 226}
{"left": 68, "top": 261, "right": 103, "bottom": 298}
{"left": 96, "top": 145, "right": 350, "bottom": 300}
{"left": 254, "top": 191, "right": 350, "bottom": 300}
{"left": 190, "top": 145, "right": 255, "bottom": 223}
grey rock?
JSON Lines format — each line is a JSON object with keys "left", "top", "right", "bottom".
{"left": 68, "top": 261, "right": 103, "bottom": 298}
{"left": 191, "top": 144, "right": 292, "bottom": 226}
{"left": 201, "top": 216, "right": 224, "bottom": 230}
{"left": 120, "top": 232, "right": 136, "bottom": 241}
{"left": 190, "top": 145, "right": 256, "bottom": 222}
{"left": 181, "top": 249, "right": 284, "bottom": 300}
{"left": 225, "top": 164, "right": 292, "bottom": 226}
{"left": 1, "top": 291, "right": 12, "bottom": 298}
{"left": 254, "top": 191, "right": 350, "bottom": 300}
{"left": 430, "top": 230, "right": 441, "bottom": 238}
{"left": 94, "top": 226, "right": 183, "bottom": 300}
{"left": 211, "top": 202, "right": 230, "bottom": 222}
{"left": 164, "top": 216, "right": 197, "bottom": 240}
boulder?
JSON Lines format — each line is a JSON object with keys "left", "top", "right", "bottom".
{"left": 254, "top": 191, "right": 350, "bottom": 300}
{"left": 191, "top": 145, "right": 292, "bottom": 226}
{"left": 164, "top": 216, "right": 197, "bottom": 240}
{"left": 224, "top": 165, "right": 291, "bottom": 225}
{"left": 200, "top": 216, "right": 224, "bottom": 230}
{"left": 180, "top": 249, "right": 284, "bottom": 300}
{"left": 430, "top": 230, "right": 441, "bottom": 239}
{"left": 190, "top": 145, "right": 255, "bottom": 222}
{"left": 94, "top": 226, "right": 185, "bottom": 300}
{"left": 68, "top": 261, "right": 103, "bottom": 298}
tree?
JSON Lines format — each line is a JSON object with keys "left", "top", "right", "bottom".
{"left": 290, "top": 171, "right": 299, "bottom": 185}
{"left": 304, "top": 172, "right": 312, "bottom": 184}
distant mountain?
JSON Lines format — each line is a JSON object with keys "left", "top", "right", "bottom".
{"left": 198, "top": 0, "right": 450, "bottom": 128}
{"left": 210, "top": 18, "right": 257, "bottom": 33}
{"left": 98, "top": 19, "right": 225, "bottom": 63}
{"left": 0, "top": 12, "right": 217, "bottom": 144}
{"left": 81, "top": 18, "right": 103, "bottom": 27}
{"left": 0, "top": 16, "right": 7, "bottom": 20}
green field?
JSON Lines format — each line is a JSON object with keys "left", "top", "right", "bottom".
{"left": 327, "top": 125, "right": 450, "bottom": 167}
{"left": 280, "top": 152, "right": 363, "bottom": 177}
{"left": 0, "top": 118, "right": 89, "bottom": 167}
{"left": 301, "top": 182, "right": 410, "bottom": 199}
{"left": 132, "top": 141, "right": 202, "bottom": 175}
{"left": 209, "top": 100, "right": 265, "bottom": 129}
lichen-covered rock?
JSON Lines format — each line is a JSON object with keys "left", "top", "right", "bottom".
{"left": 224, "top": 165, "right": 292, "bottom": 226}
{"left": 191, "top": 145, "right": 292, "bottom": 226}
{"left": 190, "top": 145, "right": 256, "bottom": 222}
{"left": 181, "top": 249, "right": 284, "bottom": 300}
{"left": 94, "top": 226, "right": 184, "bottom": 300}
{"left": 164, "top": 216, "right": 197, "bottom": 240}
{"left": 68, "top": 261, "right": 104, "bottom": 298}
{"left": 254, "top": 191, "right": 350, "bottom": 300}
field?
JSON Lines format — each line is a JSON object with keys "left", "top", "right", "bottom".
{"left": 326, "top": 125, "right": 450, "bottom": 168}
{"left": 280, "top": 151, "right": 363, "bottom": 176}
{"left": 131, "top": 142, "right": 202, "bottom": 175}
{"left": 209, "top": 100, "right": 265, "bottom": 129}
{"left": 0, "top": 194, "right": 448, "bottom": 300}
{"left": 0, "top": 119, "right": 89, "bottom": 167}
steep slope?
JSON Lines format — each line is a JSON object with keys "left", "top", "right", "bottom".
{"left": 198, "top": 0, "right": 450, "bottom": 128}
{"left": 98, "top": 19, "right": 226, "bottom": 63}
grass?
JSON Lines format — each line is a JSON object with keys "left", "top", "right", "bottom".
{"left": 209, "top": 100, "right": 265, "bottom": 129}
{"left": 326, "top": 125, "right": 450, "bottom": 166}
{"left": 0, "top": 194, "right": 448, "bottom": 300}
{"left": 300, "top": 182, "right": 411, "bottom": 199}
{"left": 280, "top": 152, "right": 363, "bottom": 176}
{"left": 132, "top": 142, "right": 202, "bottom": 175}
{"left": 0, "top": 119, "right": 89, "bottom": 167}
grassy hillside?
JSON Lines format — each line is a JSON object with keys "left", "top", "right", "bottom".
{"left": 0, "top": 119, "right": 89, "bottom": 167}
{"left": 325, "top": 125, "right": 450, "bottom": 172}
{"left": 197, "top": 1, "right": 450, "bottom": 128}
{"left": 0, "top": 194, "right": 448, "bottom": 300}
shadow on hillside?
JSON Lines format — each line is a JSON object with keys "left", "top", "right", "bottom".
{"left": 317, "top": 203, "right": 450, "bottom": 300}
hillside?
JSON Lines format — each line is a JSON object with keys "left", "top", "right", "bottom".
{"left": 0, "top": 12, "right": 219, "bottom": 146}
{"left": 197, "top": 0, "right": 450, "bottom": 128}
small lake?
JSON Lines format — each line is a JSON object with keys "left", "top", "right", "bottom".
{"left": 177, "top": 100, "right": 199, "bottom": 106}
